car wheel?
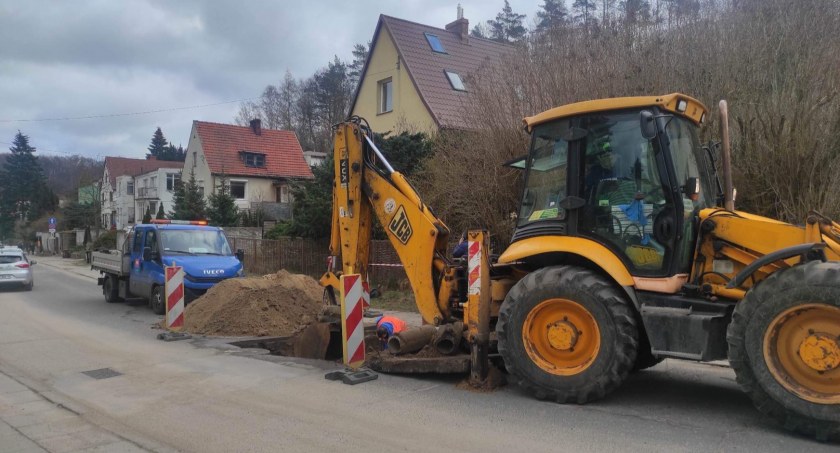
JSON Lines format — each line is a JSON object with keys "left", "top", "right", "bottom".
{"left": 150, "top": 285, "right": 166, "bottom": 315}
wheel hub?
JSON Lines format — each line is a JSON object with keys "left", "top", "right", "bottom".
{"left": 522, "top": 298, "right": 601, "bottom": 376}
{"left": 764, "top": 303, "right": 840, "bottom": 404}
{"left": 547, "top": 321, "right": 579, "bottom": 351}
{"left": 798, "top": 333, "right": 840, "bottom": 372}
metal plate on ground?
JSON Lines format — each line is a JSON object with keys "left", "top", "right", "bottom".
{"left": 82, "top": 368, "right": 123, "bottom": 380}
{"left": 324, "top": 368, "right": 379, "bottom": 385}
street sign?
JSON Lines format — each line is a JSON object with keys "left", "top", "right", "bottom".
{"left": 48, "top": 217, "right": 57, "bottom": 234}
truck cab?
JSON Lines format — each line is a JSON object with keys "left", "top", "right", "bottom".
{"left": 127, "top": 221, "right": 244, "bottom": 304}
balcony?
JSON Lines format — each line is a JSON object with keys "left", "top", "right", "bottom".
{"left": 135, "top": 187, "right": 158, "bottom": 199}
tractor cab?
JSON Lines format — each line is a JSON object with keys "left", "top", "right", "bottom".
{"left": 510, "top": 94, "right": 716, "bottom": 280}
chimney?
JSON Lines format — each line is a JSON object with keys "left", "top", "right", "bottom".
{"left": 250, "top": 118, "right": 262, "bottom": 136}
{"left": 445, "top": 4, "right": 469, "bottom": 43}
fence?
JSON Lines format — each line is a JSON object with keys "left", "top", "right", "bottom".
{"left": 228, "top": 236, "right": 409, "bottom": 288}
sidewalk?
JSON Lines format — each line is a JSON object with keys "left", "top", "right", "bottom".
{"left": 34, "top": 256, "right": 100, "bottom": 281}
{"left": 0, "top": 370, "right": 149, "bottom": 453}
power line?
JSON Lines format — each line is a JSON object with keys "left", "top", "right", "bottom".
{"left": 0, "top": 97, "right": 257, "bottom": 123}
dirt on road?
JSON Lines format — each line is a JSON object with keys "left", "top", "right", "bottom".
{"left": 183, "top": 270, "right": 324, "bottom": 337}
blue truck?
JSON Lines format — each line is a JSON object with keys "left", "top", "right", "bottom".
{"left": 91, "top": 220, "right": 244, "bottom": 314}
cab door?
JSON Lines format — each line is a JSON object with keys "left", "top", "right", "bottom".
{"left": 129, "top": 227, "right": 163, "bottom": 298}
{"left": 576, "top": 110, "right": 677, "bottom": 277}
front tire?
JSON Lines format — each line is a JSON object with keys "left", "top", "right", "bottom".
{"left": 727, "top": 261, "right": 840, "bottom": 441}
{"left": 150, "top": 285, "right": 165, "bottom": 315}
{"left": 497, "top": 266, "right": 638, "bottom": 403}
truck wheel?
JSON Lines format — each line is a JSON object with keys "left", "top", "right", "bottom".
{"left": 103, "top": 275, "right": 122, "bottom": 303}
{"left": 150, "top": 286, "right": 166, "bottom": 315}
{"left": 497, "top": 266, "right": 638, "bottom": 403}
{"left": 727, "top": 261, "right": 840, "bottom": 441}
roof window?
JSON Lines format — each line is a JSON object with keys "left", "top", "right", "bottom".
{"left": 445, "top": 71, "right": 466, "bottom": 91}
{"left": 425, "top": 33, "right": 446, "bottom": 53}
{"left": 241, "top": 151, "right": 266, "bottom": 168}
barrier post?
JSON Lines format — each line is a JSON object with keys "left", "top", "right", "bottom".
{"left": 165, "top": 265, "right": 185, "bottom": 331}
{"left": 340, "top": 274, "right": 365, "bottom": 369}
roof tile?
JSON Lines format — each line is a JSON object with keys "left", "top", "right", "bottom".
{"left": 194, "top": 121, "right": 313, "bottom": 180}
{"left": 380, "top": 15, "right": 513, "bottom": 129}
{"left": 104, "top": 157, "right": 183, "bottom": 187}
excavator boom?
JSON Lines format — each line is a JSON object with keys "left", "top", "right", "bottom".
{"left": 326, "top": 119, "right": 454, "bottom": 325}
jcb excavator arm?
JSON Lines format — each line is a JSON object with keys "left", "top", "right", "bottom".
{"left": 325, "top": 118, "right": 454, "bottom": 325}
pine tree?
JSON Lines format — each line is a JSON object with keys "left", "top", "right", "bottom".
{"left": 572, "top": 0, "right": 599, "bottom": 26}
{"left": 142, "top": 206, "right": 152, "bottom": 223}
{"left": 147, "top": 127, "right": 168, "bottom": 160}
{"left": 486, "top": 1, "right": 528, "bottom": 43}
{"left": 348, "top": 42, "right": 370, "bottom": 88}
{"left": 0, "top": 131, "right": 56, "bottom": 239}
{"left": 536, "top": 0, "right": 570, "bottom": 31}
{"left": 169, "top": 169, "right": 206, "bottom": 220}
{"left": 206, "top": 174, "right": 239, "bottom": 227}
{"left": 155, "top": 203, "right": 166, "bottom": 220}
{"left": 470, "top": 23, "right": 490, "bottom": 38}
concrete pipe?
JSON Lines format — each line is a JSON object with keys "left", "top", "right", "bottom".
{"left": 387, "top": 325, "right": 437, "bottom": 355}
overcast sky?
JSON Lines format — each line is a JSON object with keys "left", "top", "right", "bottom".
{"left": 0, "top": 0, "right": 543, "bottom": 159}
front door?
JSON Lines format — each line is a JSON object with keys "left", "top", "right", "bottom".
{"left": 576, "top": 110, "right": 676, "bottom": 277}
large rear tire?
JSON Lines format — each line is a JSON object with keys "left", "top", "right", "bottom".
{"left": 497, "top": 266, "right": 638, "bottom": 403}
{"left": 727, "top": 261, "right": 840, "bottom": 441}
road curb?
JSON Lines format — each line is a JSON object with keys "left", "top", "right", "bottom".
{"left": 37, "top": 259, "right": 99, "bottom": 281}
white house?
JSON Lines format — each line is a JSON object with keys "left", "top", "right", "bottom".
{"left": 134, "top": 167, "right": 183, "bottom": 222}
{"left": 100, "top": 157, "right": 183, "bottom": 229}
{"left": 183, "top": 119, "right": 313, "bottom": 218}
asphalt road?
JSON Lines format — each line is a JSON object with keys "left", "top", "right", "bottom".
{"left": 0, "top": 262, "right": 835, "bottom": 452}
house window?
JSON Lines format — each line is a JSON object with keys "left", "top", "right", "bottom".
{"left": 445, "top": 71, "right": 466, "bottom": 91}
{"left": 230, "top": 181, "right": 246, "bottom": 199}
{"left": 424, "top": 33, "right": 446, "bottom": 53}
{"left": 241, "top": 152, "right": 266, "bottom": 168}
{"left": 150, "top": 176, "right": 157, "bottom": 188}
{"left": 278, "top": 184, "right": 291, "bottom": 203}
{"left": 166, "top": 173, "right": 181, "bottom": 191}
{"left": 379, "top": 78, "right": 393, "bottom": 114}
{"left": 127, "top": 181, "right": 134, "bottom": 195}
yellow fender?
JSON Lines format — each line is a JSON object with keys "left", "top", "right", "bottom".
{"left": 498, "top": 236, "right": 634, "bottom": 287}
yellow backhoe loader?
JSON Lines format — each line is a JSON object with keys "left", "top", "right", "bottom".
{"left": 321, "top": 94, "right": 840, "bottom": 440}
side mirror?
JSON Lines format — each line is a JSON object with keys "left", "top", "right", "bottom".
{"left": 142, "top": 247, "right": 152, "bottom": 261}
{"left": 235, "top": 249, "right": 245, "bottom": 261}
{"left": 640, "top": 110, "right": 657, "bottom": 140}
{"left": 30, "top": 260, "right": 37, "bottom": 265}
{"left": 683, "top": 177, "right": 701, "bottom": 198}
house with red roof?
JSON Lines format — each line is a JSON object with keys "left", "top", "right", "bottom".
{"left": 100, "top": 156, "right": 183, "bottom": 229}
{"left": 350, "top": 9, "right": 511, "bottom": 134}
{"left": 183, "top": 119, "right": 313, "bottom": 219}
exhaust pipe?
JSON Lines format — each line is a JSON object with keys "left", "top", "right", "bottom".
{"left": 718, "top": 100, "right": 735, "bottom": 211}
{"left": 434, "top": 322, "right": 464, "bottom": 355}
{"left": 387, "top": 326, "right": 437, "bottom": 355}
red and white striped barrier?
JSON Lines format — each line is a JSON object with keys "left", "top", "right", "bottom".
{"left": 340, "top": 274, "right": 366, "bottom": 369}
{"left": 468, "top": 239, "right": 482, "bottom": 296}
{"left": 362, "top": 281, "right": 371, "bottom": 309}
{"left": 165, "top": 265, "right": 185, "bottom": 331}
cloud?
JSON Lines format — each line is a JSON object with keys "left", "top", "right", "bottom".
{"left": 0, "top": 0, "right": 540, "bottom": 159}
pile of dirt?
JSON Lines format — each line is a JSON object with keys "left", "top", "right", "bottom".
{"left": 183, "top": 270, "right": 324, "bottom": 337}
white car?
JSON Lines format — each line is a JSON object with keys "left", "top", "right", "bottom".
{"left": 0, "top": 248, "right": 35, "bottom": 291}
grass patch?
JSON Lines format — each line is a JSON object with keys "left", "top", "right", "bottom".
{"left": 369, "top": 290, "right": 417, "bottom": 313}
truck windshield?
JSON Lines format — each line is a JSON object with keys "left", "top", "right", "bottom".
{"left": 160, "top": 230, "right": 232, "bottom": 256}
